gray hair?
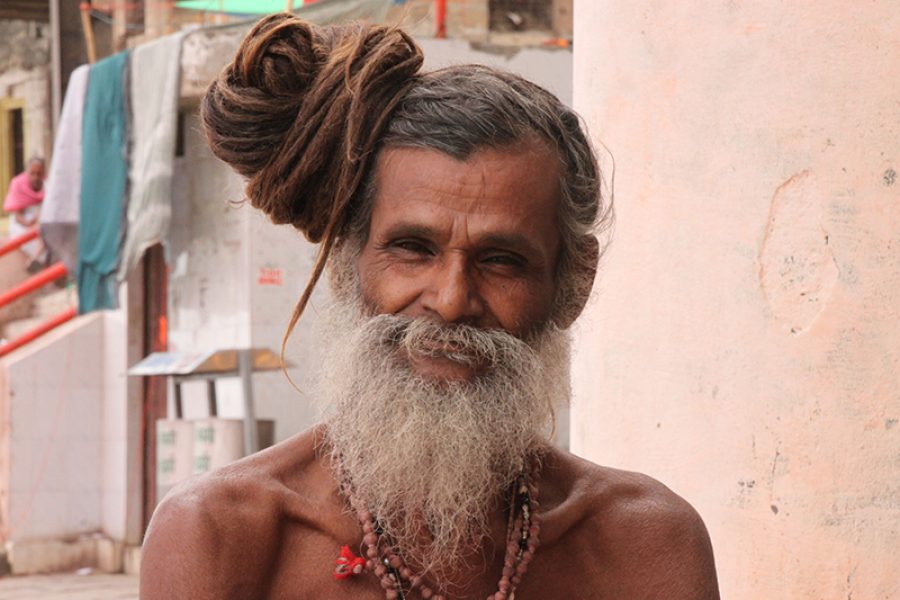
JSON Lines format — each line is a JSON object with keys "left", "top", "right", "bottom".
{"left": 346, "top": 64, "right": 612, "bottom": 326}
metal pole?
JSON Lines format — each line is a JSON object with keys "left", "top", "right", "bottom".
{"left": 174, "top": 380, "right": 183, "bottom": 419}
{"left": 207, "top": 379, "right": 218, "bottom": 417}
{"left": 79, "top": 3, "right": 97, "bottom": 64}
{"left": 49, "top": 0, "right": 62, "bottom": 135}
{"left": 238, "top": 349, "right": 259, "bottom": 455}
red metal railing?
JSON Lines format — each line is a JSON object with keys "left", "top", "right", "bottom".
{"left": 0, "top": 227, "right": 39, "bottom": 258}
{"left": 0, "top": 228, "right": 76, "bottom": 357}
{"left": 0, "top": 307, "right": 77, "bottom": 357}
{"left": 0, "top": 262, "right": 68, "bottom": 309}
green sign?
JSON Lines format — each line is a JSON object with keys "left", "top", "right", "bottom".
{"left": 176, "top": 0, "right": 308, "bottom": 14}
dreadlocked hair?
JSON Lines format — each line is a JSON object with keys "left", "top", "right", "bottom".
{"left": 201, "top": 13, "right": 424, "bottom": 358}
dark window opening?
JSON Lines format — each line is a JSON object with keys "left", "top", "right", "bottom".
{"left": 489, "top": 0, "right": 554, "bottom": 33}
{"left": 175, "top": 111, "right": 185, "bottom": 157}
{"left": 11, "top": 108, "right": 24, "bottom": 175}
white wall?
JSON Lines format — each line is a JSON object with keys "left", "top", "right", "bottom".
{"left": 0, "top": 306, "right": 138, "bottom": 573}
{"left": 167, "top": 112, "right": 323, "bottom": 441}
{"left": 1, "top": 313, "right": 106, "bottom": 542}
{"left": 167, "top": 109, "right": 253, "bottom": 425}
{"left": 572, "top": 2, "right": 900, "bottom": 598}
{"left": 246, "top": 207, "right": 326, "bottom": 443}
{"left": 418, "top": 38, "right": 572, "bottom": 105}
{"left": 168, "top": 119, "right": 252, "bottom": 353}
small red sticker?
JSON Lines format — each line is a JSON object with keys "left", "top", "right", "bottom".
{"left": 257, "top": 267, "right": 284, "bottom": 286}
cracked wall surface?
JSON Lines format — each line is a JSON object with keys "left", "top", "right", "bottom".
{"left": 758, "top": 170, "right": 838, "bottom": 335}
{"left": 571, "top": 2, "right": 900, "bottom": 598}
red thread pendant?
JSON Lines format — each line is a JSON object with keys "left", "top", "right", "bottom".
{"left": 334, "top": 545, "right": 366, "bottom": 580}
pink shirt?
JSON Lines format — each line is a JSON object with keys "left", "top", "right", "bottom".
{"left": 4, "top": 172, "right": 44, "bottom": 212}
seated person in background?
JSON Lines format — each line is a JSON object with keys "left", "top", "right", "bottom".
{"left": 3, "top": 156, "right": 46, "bottom": 268}
{"left": 141, "top": 15, "right": 720, "bottom": 600}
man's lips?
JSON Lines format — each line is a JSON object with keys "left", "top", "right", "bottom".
{"left": 402, "top": 348, "right": 487, "bottom": 381}
{"left": 414, "top": 340, "right": 466, "bottom": 356}
{"left": 400, "top": 341, "right": 487, "bottom": 374}
{"left": 377, "top": 318, "right": 501, "bottom": 372}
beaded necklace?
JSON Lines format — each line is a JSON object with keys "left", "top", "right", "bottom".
{"left": 338, "top": 462, "right": 542, "bottom": 600}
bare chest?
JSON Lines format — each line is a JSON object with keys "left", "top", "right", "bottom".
{"left": 263, "top": 530, "right": 607, "bottom": 600}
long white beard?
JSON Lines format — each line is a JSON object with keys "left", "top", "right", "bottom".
{"left": 315, "top": 286, "right": 571, "bottom": 583}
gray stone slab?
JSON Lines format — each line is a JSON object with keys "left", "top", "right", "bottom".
{"left": 0, "top": 573, "right": 138, "bottom": 599}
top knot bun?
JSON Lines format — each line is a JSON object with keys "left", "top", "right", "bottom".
{"left": 201, "top": 14, "right": 423, "bottom": 243}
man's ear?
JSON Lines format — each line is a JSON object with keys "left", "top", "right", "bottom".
{"left": 555, "top": 235, "right": 600, "bottom": 329}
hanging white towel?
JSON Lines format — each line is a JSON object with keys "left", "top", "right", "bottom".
{"left": 41, "top": 64, "right": 90, "bottom": 274}
{"left": 117, "top": 31, "right": 186, "bottom": 281}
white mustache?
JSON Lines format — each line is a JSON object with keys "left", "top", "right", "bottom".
{"left": 371, "top": 315, "right": 529, "bottom": 368}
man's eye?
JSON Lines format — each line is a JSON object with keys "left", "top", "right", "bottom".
{"left": 483, "top": 253, "right": 525, "bottom": 268}
{"left": 392, "top": 240, "right": 432, "bottom": 255}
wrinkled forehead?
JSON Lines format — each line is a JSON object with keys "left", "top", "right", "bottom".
{"left": 373, "top": 141, "right": 560, "bottom": 218}
{"left": 374, "top": 136, "right": 561, "bottom": 204}
{"left": 347, "top": 136, "right": 562, "bottom": 243}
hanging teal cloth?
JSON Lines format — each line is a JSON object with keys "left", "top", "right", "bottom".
{"left": 78, "top": 51, "right": 129, "bottom": 313}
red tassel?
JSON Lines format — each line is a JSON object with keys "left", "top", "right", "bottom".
{"left": 334, "top": 545, "right": 366, "bottom": 579}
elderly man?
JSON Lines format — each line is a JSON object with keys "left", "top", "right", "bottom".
{"left": 142, "top": 15, "right": 719, "bottom": 600}
{"left": 4, "top": 156, "right": 46, "bottom": 262}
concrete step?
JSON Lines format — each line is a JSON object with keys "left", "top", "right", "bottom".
{"left": 0, "top": 250, "right": 36, "bottom": 324}
{"left": 2, "top": 535, "right": 137, "bottom": 576}
{"left": 1, "top": 287, "right": 77, "bottom": 341}
{"left": 33, "top": 286, "right": 77, "bottom": 316}
{"left": 3, "top": 315, "right": 46, "bottom": 341}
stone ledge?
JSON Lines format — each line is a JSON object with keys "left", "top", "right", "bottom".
{"left": 2, "top": 535, "right": 140, "bottom": 576}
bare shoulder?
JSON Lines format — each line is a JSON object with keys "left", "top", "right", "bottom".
{"left": 140, "top": 427, "right": 327, "bottom": 600}
{"left": 540, "top": 448, "right": 720, "bottom": 599}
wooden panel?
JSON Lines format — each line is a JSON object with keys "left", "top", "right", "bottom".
{"left": 142, "top": 243, "right": 169, "bottom": 535}
{"left": 0, "top": 0, "right": 50, "bottom": 22}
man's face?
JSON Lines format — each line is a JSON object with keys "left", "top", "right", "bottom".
{"left": 357, "top": 142, "right": 562, "bottom": 381}
{"left": 26, "top": 161, "right": 44, "bottom": 192}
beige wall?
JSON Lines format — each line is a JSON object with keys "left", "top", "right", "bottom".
{"left": 572, "top": 2, "right": 899, "bottom": 598}
{"left": 0, "top": 20, "right": 52, "bottom": 174}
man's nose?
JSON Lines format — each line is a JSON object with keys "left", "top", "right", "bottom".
{"left": 422, "top": 255, "right": 484, "bottom": 324}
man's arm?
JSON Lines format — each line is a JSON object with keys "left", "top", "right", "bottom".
{"left": 14, "top": 211, "right": 35, "bottom": 227}
{"left": 140, "top": 476, "right": 280, "bottom": 600}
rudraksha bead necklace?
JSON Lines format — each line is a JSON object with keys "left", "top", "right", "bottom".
{"left": 340, "top": 462, "right": 541, "bottom": 600}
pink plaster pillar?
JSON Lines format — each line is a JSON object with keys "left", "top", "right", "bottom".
{"left": 571, "top": 2, "right": 900, "bottom": 597}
